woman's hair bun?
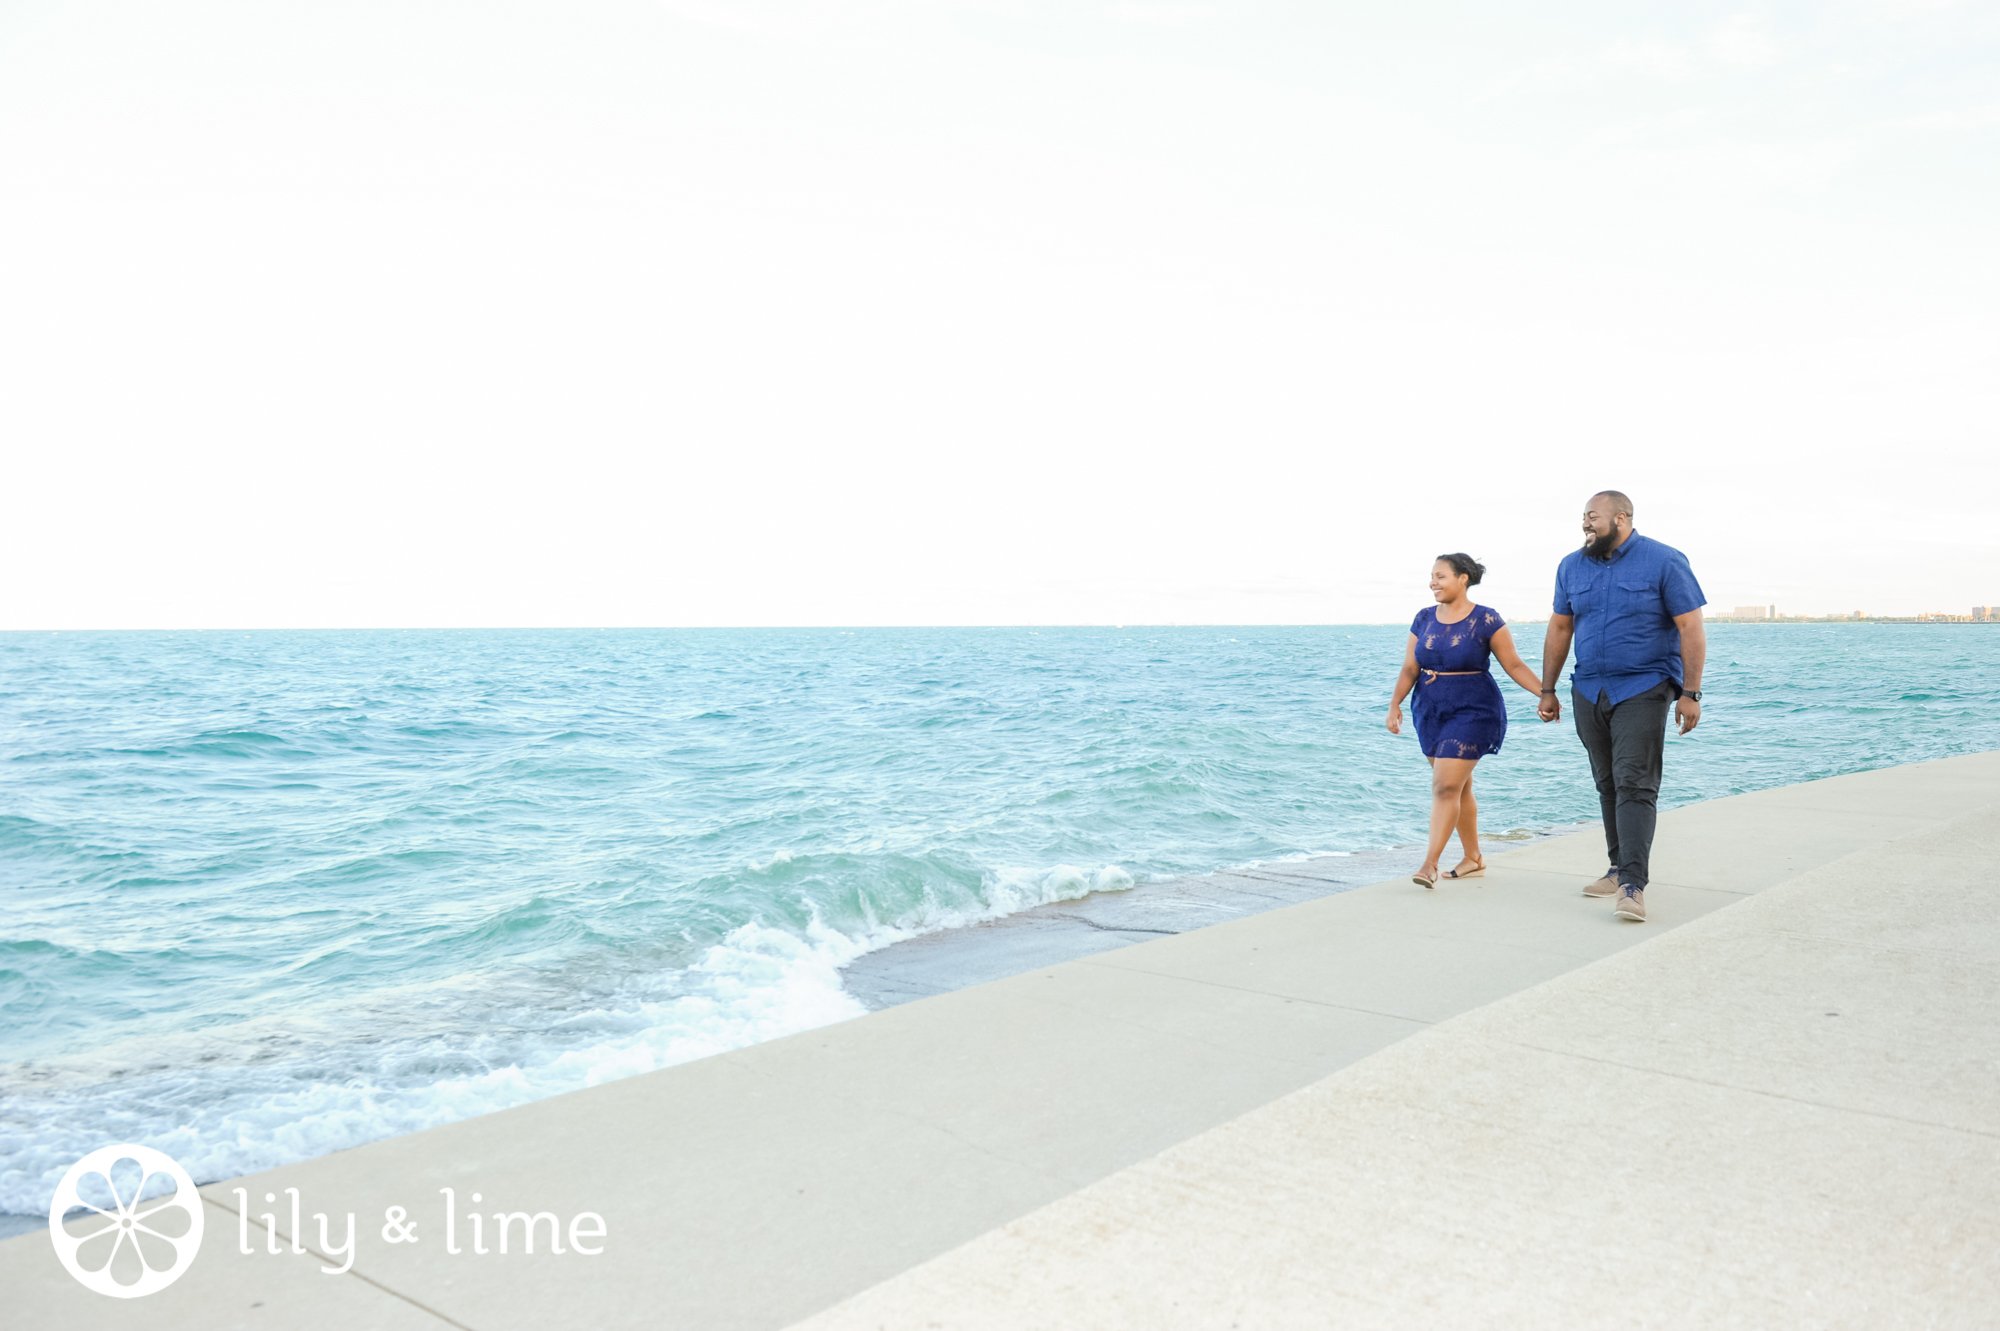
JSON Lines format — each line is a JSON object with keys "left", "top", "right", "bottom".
{"left": 1438, "top": 552, "right": 1485, "bottom": 586}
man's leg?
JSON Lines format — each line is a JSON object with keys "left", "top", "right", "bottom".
{"left": 1572, "top": 686, "right": 1621, "bottom": 878}
{"left": 1605, "top": 682, "right": 1674, "bottom": 889}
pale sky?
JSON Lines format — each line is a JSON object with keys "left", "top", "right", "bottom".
{"left": 3, "top": 1, "right": 1995, "bottom": 628}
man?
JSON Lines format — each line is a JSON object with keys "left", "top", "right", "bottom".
{"left": 1538, "top": 491, "right": 1706, "bottom": 923}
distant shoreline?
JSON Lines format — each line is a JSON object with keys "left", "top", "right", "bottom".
{"left": 7, "top": 620, "right": 1998, "bottom": 635}
{"left": 1509, "top": 618, "right": 1998, "bottom": 627}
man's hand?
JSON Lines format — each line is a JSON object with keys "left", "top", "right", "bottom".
{"left": 1675, "top": 696, "right": 1701, "bottom": 734}
{"left": 1386, "top": 705, "right": 1402, "bottom": 735}
{"left": 1538, "top": 693, "right": 1562, "bottom": 722}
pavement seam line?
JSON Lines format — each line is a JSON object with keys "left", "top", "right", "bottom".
{"left": 721, "top": 1050, "right": 1087, "bottom": 1187}
{"left": 1484, "top": 1037, "right": 2000, "bottom": 1140}
{"left": 1232, "top": 869, "right": 1349, "bottom": 887}
{"left": 1044, "top": 912, "right": 1177, "bottom": 936}
{"left": 201, "top": 1194, "right": 481, "bottom": 1331}
{"left": 1765, "top": 927, "right": 1978, "bottom": 962}
{"left": 1071, "top": 956, "right": 1437, "bottom": 1027}
{"left": 1011, "top": 986, "right": 1356, "bottom": 1074}
{"left": 1490, "top": 870, "right": 1752, "bottom": 895}
{"left": 1196, "top": 883, "right": 1291, "bottom": 902}
{"left": 1731, "top": 799, "right": 1969, "bottom": 817}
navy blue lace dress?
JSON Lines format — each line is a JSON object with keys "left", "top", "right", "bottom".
{"left": 1409, "top": 605, "right": 1509, "bottom": 760}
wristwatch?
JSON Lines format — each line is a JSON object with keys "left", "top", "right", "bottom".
{"left": 1683, "top": 690, "right": 1703, "bottom": 702}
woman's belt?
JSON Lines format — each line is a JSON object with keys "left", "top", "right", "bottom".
{"left": 1419, "top": 669, "right": 1484, "bottom": 682}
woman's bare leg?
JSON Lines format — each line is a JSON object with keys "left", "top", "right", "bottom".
{"left": 1452, "top": 771, "right": 1482, "bottom": 874}
{"left": 1418, "top": 757, "right": 1478, "bottom": 879}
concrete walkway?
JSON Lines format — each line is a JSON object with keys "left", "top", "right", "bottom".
{"left": 805, "top": 755, "right": 2000, "bottom": 1329}
{"left": 5, "top": 753, "right": 1995, "bottom": 1328}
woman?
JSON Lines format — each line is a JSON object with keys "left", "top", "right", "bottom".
{"left": 1386, "top": 553, "right": 1545, "bottom": 888}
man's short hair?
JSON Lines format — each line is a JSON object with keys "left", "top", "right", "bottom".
{"left": 1591, "top": 490, "right": 1634, "bottom": 519}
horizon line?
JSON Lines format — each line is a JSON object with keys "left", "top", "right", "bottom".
{"left": 8, "top": 617, "right": 1992, "bottom": 635}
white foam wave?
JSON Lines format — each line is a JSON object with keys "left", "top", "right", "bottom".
{"left": 0, "top": 859, "right": 1135, "bottom": 1219}
{"left": 0, "top": 919, "right": 868, "bottom": 1217}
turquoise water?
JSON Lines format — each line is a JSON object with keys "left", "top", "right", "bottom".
{"left": 3, "top": 624, "right": 1997, "bottom": 1221}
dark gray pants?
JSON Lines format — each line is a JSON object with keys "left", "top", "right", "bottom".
{"left": 1573, "top": 681, "right": 1674, "bottom": 890}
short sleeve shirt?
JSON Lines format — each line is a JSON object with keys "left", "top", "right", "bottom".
{"left": 1552, "top": 532, "right": 1705, "bottom": 705}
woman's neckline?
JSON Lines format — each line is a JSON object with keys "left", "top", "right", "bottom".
{"left": 1433, "top": 601, "right": 1478, "bottom": 626}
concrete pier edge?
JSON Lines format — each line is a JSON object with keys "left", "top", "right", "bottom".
{"left": 6, "top": 751, "right": 1996, "bottom": 1328}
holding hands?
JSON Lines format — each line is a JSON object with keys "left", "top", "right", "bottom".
{"left": 1538, "top": 691, "right": 1561, "bottom": 723}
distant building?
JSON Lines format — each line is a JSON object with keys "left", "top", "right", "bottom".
{"left": 1731, "top": 605, "right": 1772, "bottom": 620}
{"left": 1976, "top": 607, "right": 1996, "bottom": 621}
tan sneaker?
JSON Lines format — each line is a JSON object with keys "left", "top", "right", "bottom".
{"left": 1613, "top": 886, "right": 1646, "bottom": 922}
{"left": 1584, "top": 871, "right": 1620, "bottom": 898}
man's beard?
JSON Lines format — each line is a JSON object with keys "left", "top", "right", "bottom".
{"left": 1583, "top": 527, "right": 1618, "bottom": 557}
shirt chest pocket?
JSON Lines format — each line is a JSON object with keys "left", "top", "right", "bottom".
{"left": 1567, "top": 577, "right": 1604, "bottom": 615}
{"left": 1608, "top": 578, "right": 1663, "bottom": 631}
{"left": 1615, "top": 577, "right": 1660, "bottom": 606}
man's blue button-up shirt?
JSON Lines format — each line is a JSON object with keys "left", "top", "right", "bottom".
{"left": 1553, "top": 531, "right": 1706, "bottom": 705}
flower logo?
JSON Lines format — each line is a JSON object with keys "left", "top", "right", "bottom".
{"left": 48, "top": 1144, "right": 205, "bottom": 1299}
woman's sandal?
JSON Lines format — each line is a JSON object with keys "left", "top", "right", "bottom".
{"left": 1412, "top": 867, "right": 1440, "bottom": 889}
{"left": 1444, "top": 857, "right": 1486, "bottom": 880}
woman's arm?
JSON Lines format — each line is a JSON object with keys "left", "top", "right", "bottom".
{"left": 1488, "top": 627, "right": 1544, "bottom": 697}
{"left": 1538, "top": 615, "right": 1574, "bottom": 721}
{"left": 1386, "top": 634, "right": 1419, "bottom": 733}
